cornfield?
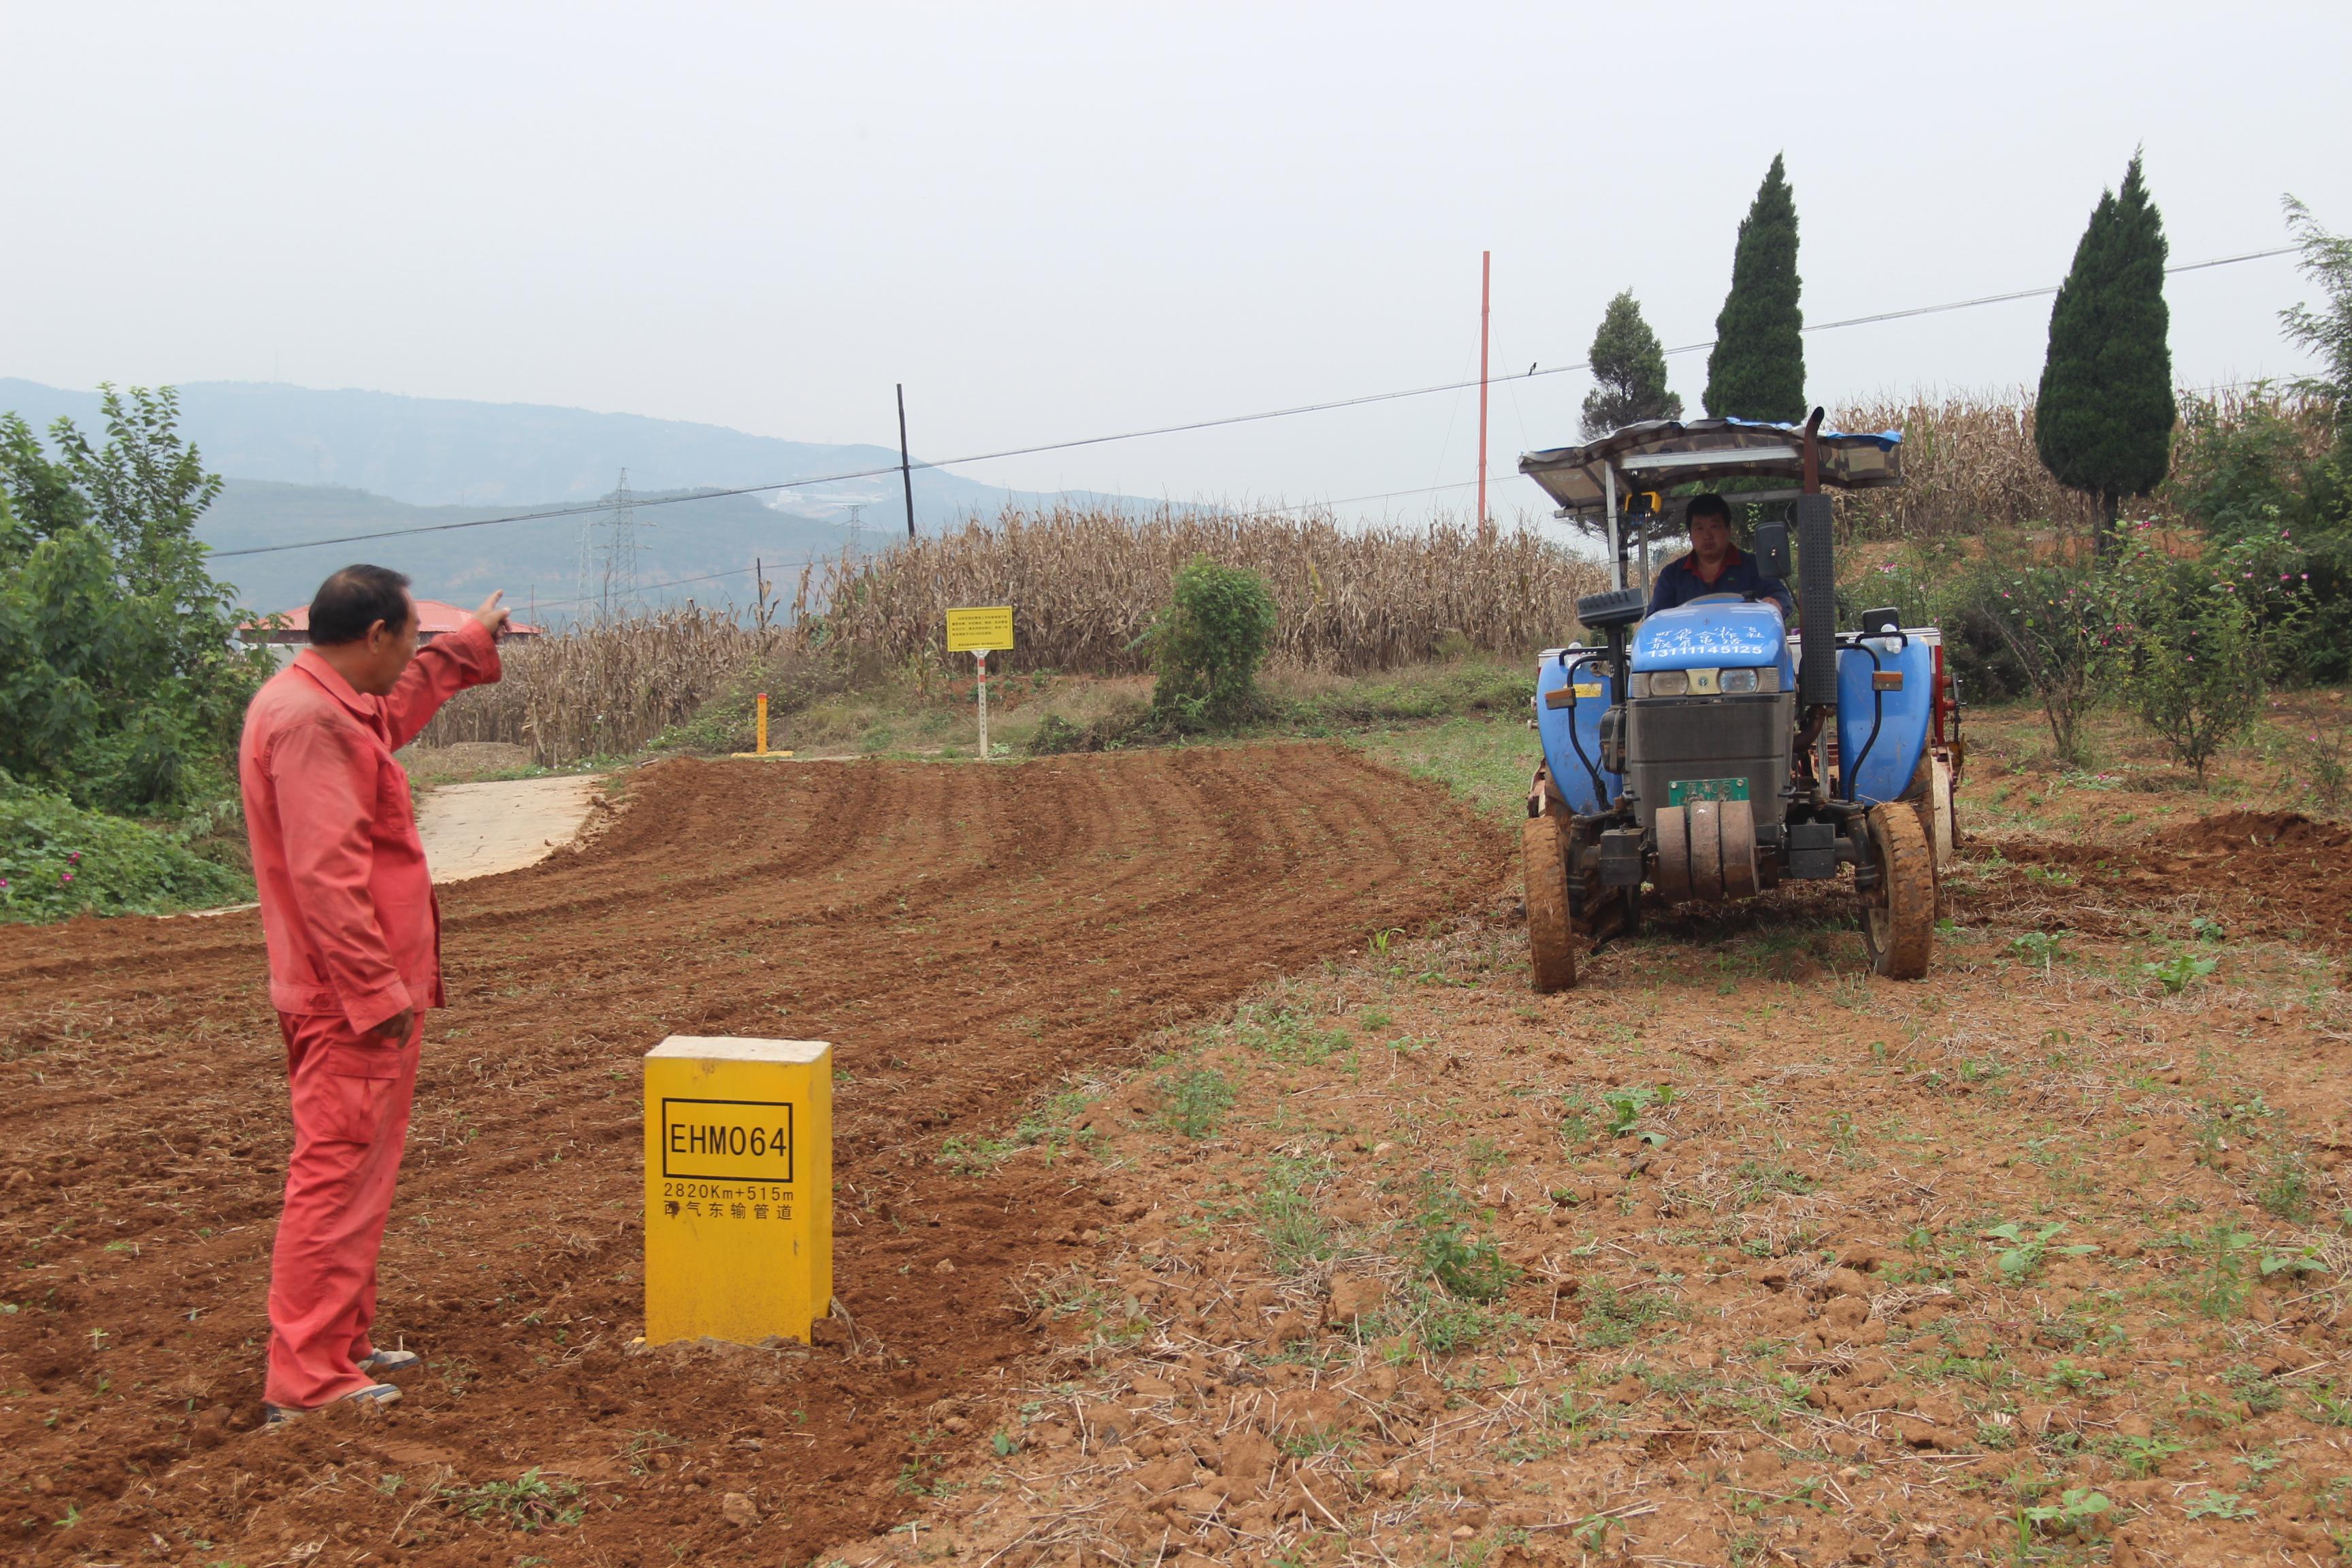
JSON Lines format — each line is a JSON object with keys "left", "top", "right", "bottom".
{"left": 1827, "top": 387, "right": 2336, "bottom": 538}
{"left": 796, "top": 505, "right": 1607, "bottom": 676}
{"left": 418, "top": 392, "right": 2332, "bottom": 764}
{"left": 416, "top": 605, "right": 781, "bottom": 764}
{"left": 1827, "top": 393, "right": 2101, "bottom": 538}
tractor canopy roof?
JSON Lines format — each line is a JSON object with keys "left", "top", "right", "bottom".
{"left": 1519, "top": 416, "right": 1903, "bottom": 521}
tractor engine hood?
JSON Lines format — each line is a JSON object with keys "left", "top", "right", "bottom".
{"left": 1630, "top": 600, "right": 1791, "bottom": 673}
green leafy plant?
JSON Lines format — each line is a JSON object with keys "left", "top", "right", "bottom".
{"left": 1258, "top": 1156, "right": 1334, "bottom": 1274}
{"left": 2308, "top": 1386, "right": 2352, "bottom": 1426}
{"left": 1157, "top": 1068, "right": 1235, "bottom": 1139}
{"left": 0, "top": 777, "right": 248, "bottom": 921}
{"left": 2142, "top": 951, "right": 2221, "bottom": 994}
{"left": 2223, "top": 1363, "right": 2285, "bottom": 1416}
{"left": 444, "top": 1469, "right": 585, "bottom": 1533}
{"left": 2257, "top": 1158, "right": 2315, "bottom": 1222}
{"left": 1982, "top": 1220, "right": 2098, "bottom": 1281}
{"left": 2009, "top": 930, "right": 2069, "bottom": 973}
{"left": 2045, "top": 1358, "right": 2106, "bottom": 1393}
{"left": 1578, "top": 1283, "right": 1671, "bottom": 1349}
{"left": 1603, "top": 1083, "right": 1676, "bottom": 1145}
{"left": 1, "top": 387, "right": 274, "bottom": 813}
{"left": 1412, "top": 1182, "right": 1518, "bottom": 1301}
{"left": 1231, "top": 1005, "right": 1353, "bottom": 1066}
{"left": 2108, "top": 1433, "right": 2184, "bottom": 1478}
{"left": 2183, "top": 1222, "right": 2259, "bottom": 1318}
{"left": 2016, "top": 1486, "right": 2111, "bottom": 1549}
{"left": 2108, "top": 523, "right": 2288, "bottom": 783}
{"left": 1138, "top": 554, "right": 1277, "bottom": 729}
{"left": 2183, "top": 1488, "right": 2257, "bottom": 1522}
{"left": 2260, "top": 1245, "right": 2325, "bottom": 1280}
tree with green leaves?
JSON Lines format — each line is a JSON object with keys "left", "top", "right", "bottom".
{"left": 2282, "top": 195, "right": 2352, "bottom": 424}
{"left": 2036, "top": 153, "right": 2175, "bottom": 552}
{"left": 1703, "top": 154, "right": 1805, "bottom": 424}
{"left": 0, "top": 386, "right": 269, "bottom": 812}
{"left": 1580, "top": 291, "right": 1683, "bottom": 440}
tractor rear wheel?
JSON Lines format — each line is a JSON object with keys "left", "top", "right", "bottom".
{"left": 1523, "top": 814, "right": 1578, "bottom": 993}
{"left": 1860, "top": 804, "right": 1936, "bottom": 979}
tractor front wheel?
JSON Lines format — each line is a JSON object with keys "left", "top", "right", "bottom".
{"left": 1524, "top": 813, "right": 1578, "bottom": 993}
{"left": 1859, "top": 805, "right": 1936, "bottom": 979}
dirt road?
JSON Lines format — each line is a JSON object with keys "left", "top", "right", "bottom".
{"left": 0, "top": 745, "right": 1506, "bottom": 1565}
{"left": 413, "top": 773, "right": 606, "bottom": 883}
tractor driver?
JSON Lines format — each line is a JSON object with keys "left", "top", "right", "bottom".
{"left": 1647, "top": 493, "right": 1795, "bottom": 619}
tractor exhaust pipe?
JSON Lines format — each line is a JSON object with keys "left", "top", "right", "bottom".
{"left": 1795, "top": 408, "right": 1838, "bottom": 710}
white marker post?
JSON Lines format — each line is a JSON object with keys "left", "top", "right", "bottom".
{"left": 973, "top": 649, "right": 992, "bottom": 758}
{"left": 945, "top": 606, "right": 1015, "bottom": 761}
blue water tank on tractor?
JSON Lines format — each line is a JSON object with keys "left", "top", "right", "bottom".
{"left": 1835, "top": 632, "right": 1938, "bottom": 804}
{"left": 1533, "top": 649, "right": 1620, "bottom": 814}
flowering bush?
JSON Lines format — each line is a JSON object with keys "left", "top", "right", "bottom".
{"left": 0, "top": 771, "right": 246, "bottom": 922}
{"left": 1980, "top": 557, "right": 2117, "bottom": 766}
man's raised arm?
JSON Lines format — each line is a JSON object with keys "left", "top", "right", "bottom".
{"left": 383, "top": 591, "right": 510, "bottom": 749}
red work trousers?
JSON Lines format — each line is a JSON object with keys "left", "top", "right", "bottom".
{"left": 264, "top": 1010, "right": 423, "bottom": 1409}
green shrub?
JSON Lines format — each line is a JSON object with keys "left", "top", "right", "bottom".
{"left": 2108, "top": 523, "right": 2301, "bottom": 782}
{"left": 1139, "top": 555, "right": 1277, "bottom": 729}
{"left": 1, "top": 387, "right": 272, "bottom": 813}
{"left": 0, "top": 774, "right": 249, "bottom": 922}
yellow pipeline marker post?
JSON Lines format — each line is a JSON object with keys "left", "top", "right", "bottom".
{"left": 945, "top": 606, "right": 1014, "bottom": 760}
{"left": 643, "top": 1036, "right": 832, "bottom": 1345}
{"left": 730, "top": 692, "right": 794, "bottom": 759}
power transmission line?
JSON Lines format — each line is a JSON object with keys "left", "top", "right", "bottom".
{"left": 212, "top": 244, "right": 2299, "bottom": 562}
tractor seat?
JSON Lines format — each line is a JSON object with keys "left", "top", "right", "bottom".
{"left": 1575, "top": 587, "right": 1648, "bottom": 631}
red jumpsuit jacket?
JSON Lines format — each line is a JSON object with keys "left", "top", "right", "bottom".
{"left": 238, "top": 621, "right": 502, "bottom": 1034}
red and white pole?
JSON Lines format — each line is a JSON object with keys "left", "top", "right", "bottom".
{"left": 1477, "top": 250, "right": 1492, "bottom": 546}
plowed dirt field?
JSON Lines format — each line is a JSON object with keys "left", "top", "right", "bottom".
{"left": 0, "top": 745, "right": 1509, "bottom": 1565}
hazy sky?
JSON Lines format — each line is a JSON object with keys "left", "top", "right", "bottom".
{"left": 5, "top": 1, "right": 2346, "bottom": 526}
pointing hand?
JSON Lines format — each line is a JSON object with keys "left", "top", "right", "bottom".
{"left": 472, "top": 590, "right": 512, "bottom": 637}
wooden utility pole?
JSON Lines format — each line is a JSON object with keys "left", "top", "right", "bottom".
{"left": 896, "top": 384, "right": 916, "bottom": 540}
{"left": 1477, "top": 250, "right": 1492, "bottom": 546}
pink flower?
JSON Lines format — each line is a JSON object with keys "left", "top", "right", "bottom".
{"left": 67, "top": 851, "right": 80, "bottom": 864}
{"left": 61, "top": 871, "right": 75, "bottom": 883}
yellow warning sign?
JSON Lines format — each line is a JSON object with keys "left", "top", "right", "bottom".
{"left": 644, "top": 1036, "right": 832, "bottom": 1346}
{"left": 945, "top": 605, "right": 1014, "bottom": 653}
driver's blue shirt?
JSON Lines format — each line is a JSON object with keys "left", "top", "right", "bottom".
{"left": 1647, "top": 545, "right": 1795, "bottom": 618}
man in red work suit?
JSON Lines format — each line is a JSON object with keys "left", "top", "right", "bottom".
{"left": 240, "top": 565, "right": 508, "bottom": 1420}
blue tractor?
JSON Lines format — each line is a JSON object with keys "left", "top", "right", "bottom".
{"left": 1516, "top": 412, "right": 1963, "bottom": 992}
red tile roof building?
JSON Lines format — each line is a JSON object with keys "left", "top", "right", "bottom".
{"left": 242, "top": 599, "right": 543, "bottom": 646}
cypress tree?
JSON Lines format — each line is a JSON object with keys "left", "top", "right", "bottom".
{"left": 1703, "top": 154, "right": 1806, "bottom": 423}
{"left": 2036, "top": 152, "right": 2175, "bottom": 549}
{"left": 1580, "top": 291, "right": 1684, "bottom": 439}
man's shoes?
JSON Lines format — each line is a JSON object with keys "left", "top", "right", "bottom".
{"left": 263, "top": 1382, "right": 402, "bottom": 1425}
{"left": 359, "top": 1348, "right": 422, "bottom": 1375}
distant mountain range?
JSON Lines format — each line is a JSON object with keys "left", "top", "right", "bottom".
{"left": 0, "top": 378, "right": 1146, "bottom": 616}
{"left": 199, "top": 478, "right": 868, "bottom": 623}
